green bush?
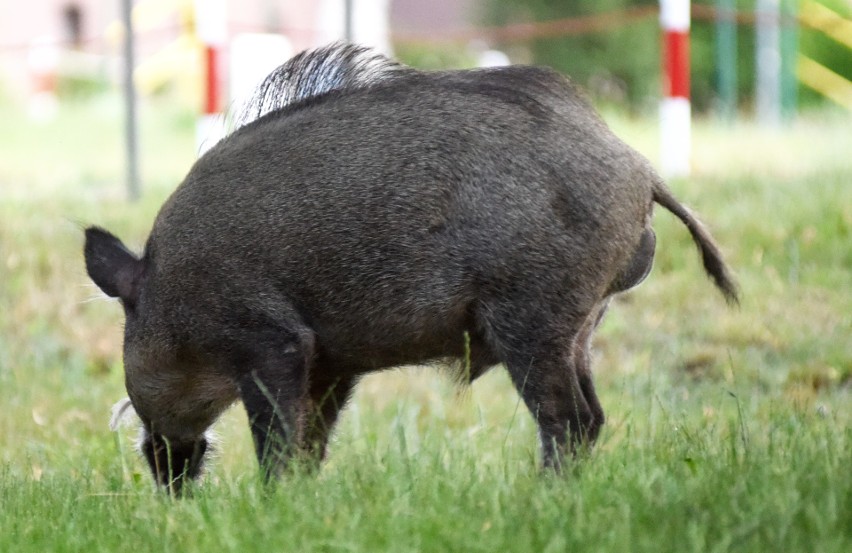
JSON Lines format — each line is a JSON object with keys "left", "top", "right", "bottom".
{"left": 55, "top": 71, "right": 110, "bottom": 100}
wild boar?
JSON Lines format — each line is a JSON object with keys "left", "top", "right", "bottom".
{"left": 85, "top": 43, "right": 737, "bottom": 493}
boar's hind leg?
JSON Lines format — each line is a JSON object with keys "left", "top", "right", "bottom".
{"left": 237, "top": 339, "right": 312, "bottom": 480}
{"left": 572, "top": 302, "right": 610, "bottom": 445}
{"left": 303, "top": 374, "right": 357, "bottom": 462}
{"left": 480, "top": 301, "right": 599, "bottom": 470}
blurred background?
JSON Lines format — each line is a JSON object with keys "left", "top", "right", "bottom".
{"left": 0, "top": 1, "right": 849, "bottom": 486}
{"left": 1, "top": 0, "right": 850, "bottom": 197}
{"left": 2, "top": 1, "right": 850, "bottom": 123}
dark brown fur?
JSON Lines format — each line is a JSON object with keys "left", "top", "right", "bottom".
{"left": 84, "top": 44, "right": 737, "bottom": 491}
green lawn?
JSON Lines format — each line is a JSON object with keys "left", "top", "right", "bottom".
{"left": 0, "top": 95, "right": 849, "bottom": 552}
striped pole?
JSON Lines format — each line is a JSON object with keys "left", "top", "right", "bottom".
{"left": 195, "top": 0, "right": 227, "bottom": 155}
{"left": 659, "top": 0, "right": 691, "bottom": 178}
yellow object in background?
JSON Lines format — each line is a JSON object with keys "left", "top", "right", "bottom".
{"left": 798, "top": 54, "right": 852, "bottom": 111}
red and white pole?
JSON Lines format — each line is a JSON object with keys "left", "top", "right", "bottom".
{"left": 659, "top": 0, "right": 691, "bottom": 178}
{"left": 195, "top": 0, "right": 227, "bottom": 155}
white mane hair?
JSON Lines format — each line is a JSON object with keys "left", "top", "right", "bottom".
{"left": 230, "top": 42, "right": 409, "bottom": 131}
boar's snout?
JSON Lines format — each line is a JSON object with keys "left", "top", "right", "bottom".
{"left": 140, "top": 426, "right": 210, "bottom": 495}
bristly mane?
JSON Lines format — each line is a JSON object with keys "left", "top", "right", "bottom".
{"left": 230, "top": 42, "right": 409, "bottom": 131}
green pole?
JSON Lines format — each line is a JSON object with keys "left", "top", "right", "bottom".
{"left": 716, "top": 0, "right": 737, "bottom": 122}
{"left": 756, "top": 0, "right": 782, "bottom": 126}
{"left": 780, "top": 0, "right": 798, "bottom": 121}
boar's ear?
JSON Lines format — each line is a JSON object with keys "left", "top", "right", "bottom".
{"left": 84, "top": 226, "right": 144, "bottom": 305}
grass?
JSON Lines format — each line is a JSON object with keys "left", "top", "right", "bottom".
{"left": 0, "top": 94, "right": 849, "bottom": 552}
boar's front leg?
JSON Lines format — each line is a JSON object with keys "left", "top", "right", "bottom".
{"left": 238, "top": 339, "right": 312, "bottom": 480}
{"left": 303, "top": 374, "right": 357, "bottom": 462}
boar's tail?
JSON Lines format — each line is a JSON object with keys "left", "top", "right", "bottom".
{"left": 652, "top": 180, "right": 740, "bottom": 306}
